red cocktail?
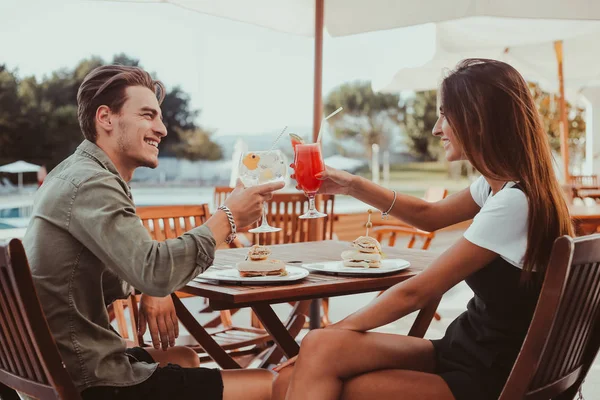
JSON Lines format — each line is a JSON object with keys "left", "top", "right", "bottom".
{"left": 293, "top": 143, "right": 327, "bottom": 219}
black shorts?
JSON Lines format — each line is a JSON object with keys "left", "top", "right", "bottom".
{"left": 81, "top": 347, "right": 224, "bottom": 400}
{"left": 431, "top": 339, "right": 510, "bottom": 400}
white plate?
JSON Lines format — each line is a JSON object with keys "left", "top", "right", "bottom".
{"left": 194, "top": 265, "right": 309, "bottom": 284}
{"left": 302, "top": 259, "right": 410, "bottom": 276}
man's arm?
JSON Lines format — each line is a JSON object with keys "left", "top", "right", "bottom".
{"left": 69, "top": 173, "right": 215, "bottom": 297}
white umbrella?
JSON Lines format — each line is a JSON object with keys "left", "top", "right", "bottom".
{"left": 0, "top": 161, "right": 41, "bottom": 191}
{"left": 375, "top": 18, "right": 600, "bottom": 182}
{"left": 95, "top": 0, "right": 600, "bottom": 145}
{"left": 97, "top": 0, "right": 600, "bottom": 37}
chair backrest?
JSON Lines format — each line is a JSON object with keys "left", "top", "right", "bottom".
{"left": 256, "top": 193, "right": 336, "bottom": 245}
{"left": 423, "top": 187, "right": 448, "bottom": 202}
{"left": 0, "top": 240, "right": 81, "bottom": 399}
{"left": 372, "top": 226, "right": 435, "bottom": 250}
{"left": 213, "top": 186, "right": 234, "bottom": 209}
{"left": 136, "top": 204, "right": 211, "bottom": 240}
{"left": 571, "top": 174, "right": 598, "bottom": 188}
{"left": 499, "top": 234, "right": 600, "bottom": 400}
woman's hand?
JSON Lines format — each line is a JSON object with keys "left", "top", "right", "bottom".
{"left": 138, "top": 294, "right": 179, "bottom": 350}
{"left": 290, "top": 165, "right": 356, "bottom": 195}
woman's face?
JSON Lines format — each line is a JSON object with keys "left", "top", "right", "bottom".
{"left": 432, "top": 109, "right": 464, "bottom": 162}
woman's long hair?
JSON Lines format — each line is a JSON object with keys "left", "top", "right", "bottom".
{"left": 441, "top": 59, "right": 573, "bottom": 280}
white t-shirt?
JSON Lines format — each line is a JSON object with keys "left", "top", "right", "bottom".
{"left": 463, "top": 176, "right": 529, "bottom": 269}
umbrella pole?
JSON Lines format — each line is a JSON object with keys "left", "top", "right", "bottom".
{"left": 18, "top": 172, "right": 23, "bottom": 192}
{"left": 554, "top": 40, "right": 570, "bottom": 184}
{"left": 312, "top": 0, "right": 324, "bottom": 143}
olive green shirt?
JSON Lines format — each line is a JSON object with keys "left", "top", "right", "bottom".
{"left": 23, "top": 140, "right": 216, "bottom": 391}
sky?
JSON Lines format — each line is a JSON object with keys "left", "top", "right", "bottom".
{"left": 0, "top": 0, "right": 435, "bottom": 135}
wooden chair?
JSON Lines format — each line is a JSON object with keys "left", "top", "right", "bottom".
{"left": 571, "top": 174, "right": 598, "bottom": 188}
{"left": 213, "top": 186, "right": 233, "bottom": 210}
{"left": 0, "top": 239, "right": 81, "bottom": 399}
{"left": 133, "top": 205, "right": 273, "bottom": 366}
{"left": 254, "top": 193, "right": 336, "bottom": 245}
{"left": 498, "top": 234, "right": 600, "bottom": 399}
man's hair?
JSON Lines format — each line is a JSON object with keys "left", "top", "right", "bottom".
{"left": 77, "top": 65, "right": 166, "bottom": 142}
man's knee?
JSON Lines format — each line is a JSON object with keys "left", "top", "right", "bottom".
{"left": 170, "top": 346, "right": 200, "bottom": 368}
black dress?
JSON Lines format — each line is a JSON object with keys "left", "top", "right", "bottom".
{"left": 432, "top": 187, "right": 541, "bottom": 400}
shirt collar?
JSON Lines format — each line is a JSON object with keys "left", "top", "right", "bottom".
{"left": 75, "top": 140, "right": 132, "bottom": 199}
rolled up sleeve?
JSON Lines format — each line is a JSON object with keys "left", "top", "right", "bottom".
{"left": 68, "top": 172, "right": 216, "bottom": 297}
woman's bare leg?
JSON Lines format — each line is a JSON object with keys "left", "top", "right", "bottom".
{"left": 272, "top": 365, "right": 294, "bottom": 400}
{"left": 284, "top": 329, "right": 440, "bottom": 400}
{"left": 341, "top": 369, "right": 454, "bottom": 400}
{"left": 222, "top": 369, "right": 275, "bottom": 400}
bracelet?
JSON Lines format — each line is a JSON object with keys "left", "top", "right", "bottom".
{"left": 381, "top": 190, "right": 397, "bottom": 220}
{"left": 218, "top": 205, "right": 237, "bottom": 244}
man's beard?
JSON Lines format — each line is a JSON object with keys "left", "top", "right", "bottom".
{"left": 116, "top": 121, "right": 157, "bottom": 169}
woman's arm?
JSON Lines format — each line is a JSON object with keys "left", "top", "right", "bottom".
{"left": 331, "top": 237, "right": 498, "bottom": 332}
{"left": 314, "top": 167, "right": 481, "bottom": 231}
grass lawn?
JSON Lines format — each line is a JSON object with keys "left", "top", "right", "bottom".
{"left": 356, "top": 161, "right": 474, "bottom": 197}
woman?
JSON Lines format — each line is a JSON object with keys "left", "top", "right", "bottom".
{"left": 273, "top": 59, "right": 573, "bottom": 400}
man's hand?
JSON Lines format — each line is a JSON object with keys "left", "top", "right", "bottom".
{"left": 138, "top": 294, "right": 179, "bottom": 351}
{"left": 224, "top": 179, "right": 285, "bottom": 229}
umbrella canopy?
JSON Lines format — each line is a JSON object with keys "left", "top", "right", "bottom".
{"left": 94, "top": 0, "right": 600, "bottom": 176}
{"left": 97, "top": 0, "right": 600, "bottom": 37}
{"left": 376, "top": 23, "right": 600, "bottom": 96}
{"left": 0, "top": 161, "right": 41, "bottom": 174}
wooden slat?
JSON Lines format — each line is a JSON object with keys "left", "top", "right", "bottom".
{"left": 0, "top": 240, "right": 82, "bottom": 399}
{"left": 0, "top": 271, "right": 30, "bottom": 379}
{"left": 500, "top": 235, "right": 600, "bottom": 399}
{"left": 252, "top": 304, "right": 300, "bottom": 358}
{"left": 183, "top": 217, "right": 193, "bottom": 233}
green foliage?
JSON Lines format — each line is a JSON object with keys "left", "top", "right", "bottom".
{"left": 171, "top": 128, "right": 223, "bottom": 161}
{"left": 528, "top": 82, "right": 586, "bottom": 154}
{"left": 0, "top": 54, "right": 220, "bottom": 171}
{"left": 401, "top": 90, "right": 440, "bottom": 161}
{"left": 324, "top": 81, "right": 402, "bottom": 154}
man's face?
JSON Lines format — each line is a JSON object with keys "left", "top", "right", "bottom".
{"left": 112, "top": 86, "right": 167, "bottom": 169}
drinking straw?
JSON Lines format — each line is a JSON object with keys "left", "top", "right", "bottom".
{"left": 316, "top": 107, "right": 343, "bottom": 143}
{"left": 269, "top": 126, "right": 288, "bottom": 150}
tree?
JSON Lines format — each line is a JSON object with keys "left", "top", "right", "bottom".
{"left": 324, "top": 81, "right": 402, "bottom": 155}
{"left": 171, "top": 128, "right": 223, "bottom": 161}
{"left": 401, "top": 90, "right": 440, "bottom": 161}
{"left": 528, "top": 82, "right": 586, "bottom": 159}
{"left": 160, "top": 87, "right": 200, "bottom": 155}
{"left": 0, "top": 54, "right": 222, "bottom": 172}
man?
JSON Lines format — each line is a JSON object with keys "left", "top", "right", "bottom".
{"left": 23, "top": 65, "right": 282, "bottom": 400}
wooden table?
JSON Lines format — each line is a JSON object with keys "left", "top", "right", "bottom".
{"left": 570, "top": 204, "right": 600, "bottom": 235}
{"left": 175, "top": 240, "right": 438, "bottom": 369}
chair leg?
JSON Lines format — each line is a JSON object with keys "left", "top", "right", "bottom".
{"left": 321, "top": 298, "right": 331, "bottom": 326}
{"left": 251, "top": 311, "right": 264, "bottom": 329}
